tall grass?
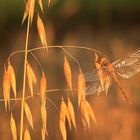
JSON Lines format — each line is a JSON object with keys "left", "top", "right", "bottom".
{"left": 1, "top": 1, "right": 140, "bottom": 140}
{"left": 2, "top": 1, "right": 98, "bottom": 140}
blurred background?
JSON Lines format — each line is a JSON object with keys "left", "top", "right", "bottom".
{"left": 0, "top": 0, "right": 140, "bottom": 140}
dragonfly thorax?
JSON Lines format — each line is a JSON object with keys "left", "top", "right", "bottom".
{"left": 99, "top": 57, "right": 114, "bottom": 74}
{"left": 100, "top": 57, "right": 109, "bottom": 66}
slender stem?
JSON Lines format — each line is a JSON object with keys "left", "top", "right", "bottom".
{"left": 19, "top": 14, "right": 30, "bottom": 140}
{"left": 0, "top": 88, "right": 87, "bottom": 102}
{"left": 5, "top": 45, "right": 106, "bottom": 65}
{"left": 46, "top": 97, "right": 59, "bottom": 112}
{"left": 62, "top": 48, "right": 81, "bottom": 72}
{"left": 30, "top": 51, "right": 44, "bottom": 72}
{"left": 0, "top": 97, "right": 21, "bottom": 101}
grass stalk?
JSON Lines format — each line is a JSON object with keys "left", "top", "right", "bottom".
{"left": 19, "top": 13, "right": 30, "bottom": 140}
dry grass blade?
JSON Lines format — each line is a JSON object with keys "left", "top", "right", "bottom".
{"left": 8, "top": 62, "right": 16, "bottom": 98}
{"left": 22, "top": 0, "right": 30, "bottom": 24}
{"left": 10, "top": 113, "right": 17, "bottom": 140}
{"left": 105, "top": 76, "right": 110, "bottom": 95}
{"left": 95, "top": 53, "right": 105, "bottom": 93}
{"left": 59, "top": 119, "right": 66, "bottom": 140}
{"left": 84, "top": 100, "right": 96, "bottom": 125}
{"left": 30, "top": 0, "right": 35, "bottom": 24}
{"left": 80, "top": 99, "right": 90, "bottom": 130}
{"left": 24, "top": 102, "right": 34, "bottom": 130}
{"left": 64, "top": 56, "right": 72, "bottom": 90}
{"left": 41, "top": 103, "right": 48, "bottom": 133}
{"left": 27, "top": 63, "right": 37, "bottom": 83}
{"left": 59, "top": 97, "right": 67, "bottom": 140}
{"left": 78, "top": 72, "right": 86, "bottom": 107}
{"left": 38, "top": 0, "right": 43, "bottom": 12}
{"left": 68, "top": 98, "right": 76, "bottom": 130}
{"left": 41, "top": 103, "right": 48, "bottom": 140}
{"left": 66, "top": 106, "right": 71, "bottom": 130}
{"left": 41, "top": 128, "right": 47, "bottom": 140}
{"left": 22, "top": 0, "right": 35, "bottom": 24}
{"left": 24, "top": 127, "right": 31, "bottom": 140}
{"left": 37, "top": 14, "right": 48, "bottom": 51}
{"left": 3, "top": 69, "right": 10, "bottom": 110}
{"left": 27, "top": 62, "right": 37, "bottom": 96}
{"left": 60, "top": 98, "right": 67, "bottom": 119}
{"left": 59, "top": 98, "right": 71, "bottom": 130}
{"left": 40, "top": 72, "right": 47, "bottom": 104}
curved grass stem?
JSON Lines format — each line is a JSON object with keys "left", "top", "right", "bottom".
{"left": 5, "top": 45, "right": 106, "bottom": 66}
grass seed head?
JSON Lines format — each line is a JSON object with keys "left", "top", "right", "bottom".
{"left": 10, "top": 113, "right": 17, "bottom": 140}
{"left": 64, "top": 56, "right": 72, "bottom": 90}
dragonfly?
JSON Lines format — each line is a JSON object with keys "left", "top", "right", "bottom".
{"left": 84, "top": 49, "right": 140, "bottom": 103}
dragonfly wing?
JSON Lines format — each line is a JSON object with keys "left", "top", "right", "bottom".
{"left": 84, "top": 67, "right": 107, "bottom": 82}
{"left": 86, "top": 80, "right": 101, "bottom": 95}
{"left": 113, "top": 49, "right": 140, "bottom": 79}
{"left": 84, "top": 72, "right": 112, "bottom": 95}
{"left": 84, "top": 69, "right": 99, "bottom": 82}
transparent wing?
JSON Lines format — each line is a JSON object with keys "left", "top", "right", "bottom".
{"left": 84, "top": 71, "right": 112, "bottom": 95}
{"left": 86, "top": 80, "right": 104, "bottom": 95}
{"left": 84, "top": 66, "right": 109, "bottom": 82}
{"left": 84, "top": 69, "right": 99, "bottom": 82}
{"left": 113, "top": 49, "right": 140, "bottom": 79}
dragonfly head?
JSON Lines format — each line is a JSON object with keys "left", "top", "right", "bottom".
{"left": 95, "top": 53, "right": 109, "bottom": 66}
{"left": 100, "top": 57, "right": 109, "bottom": 66}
